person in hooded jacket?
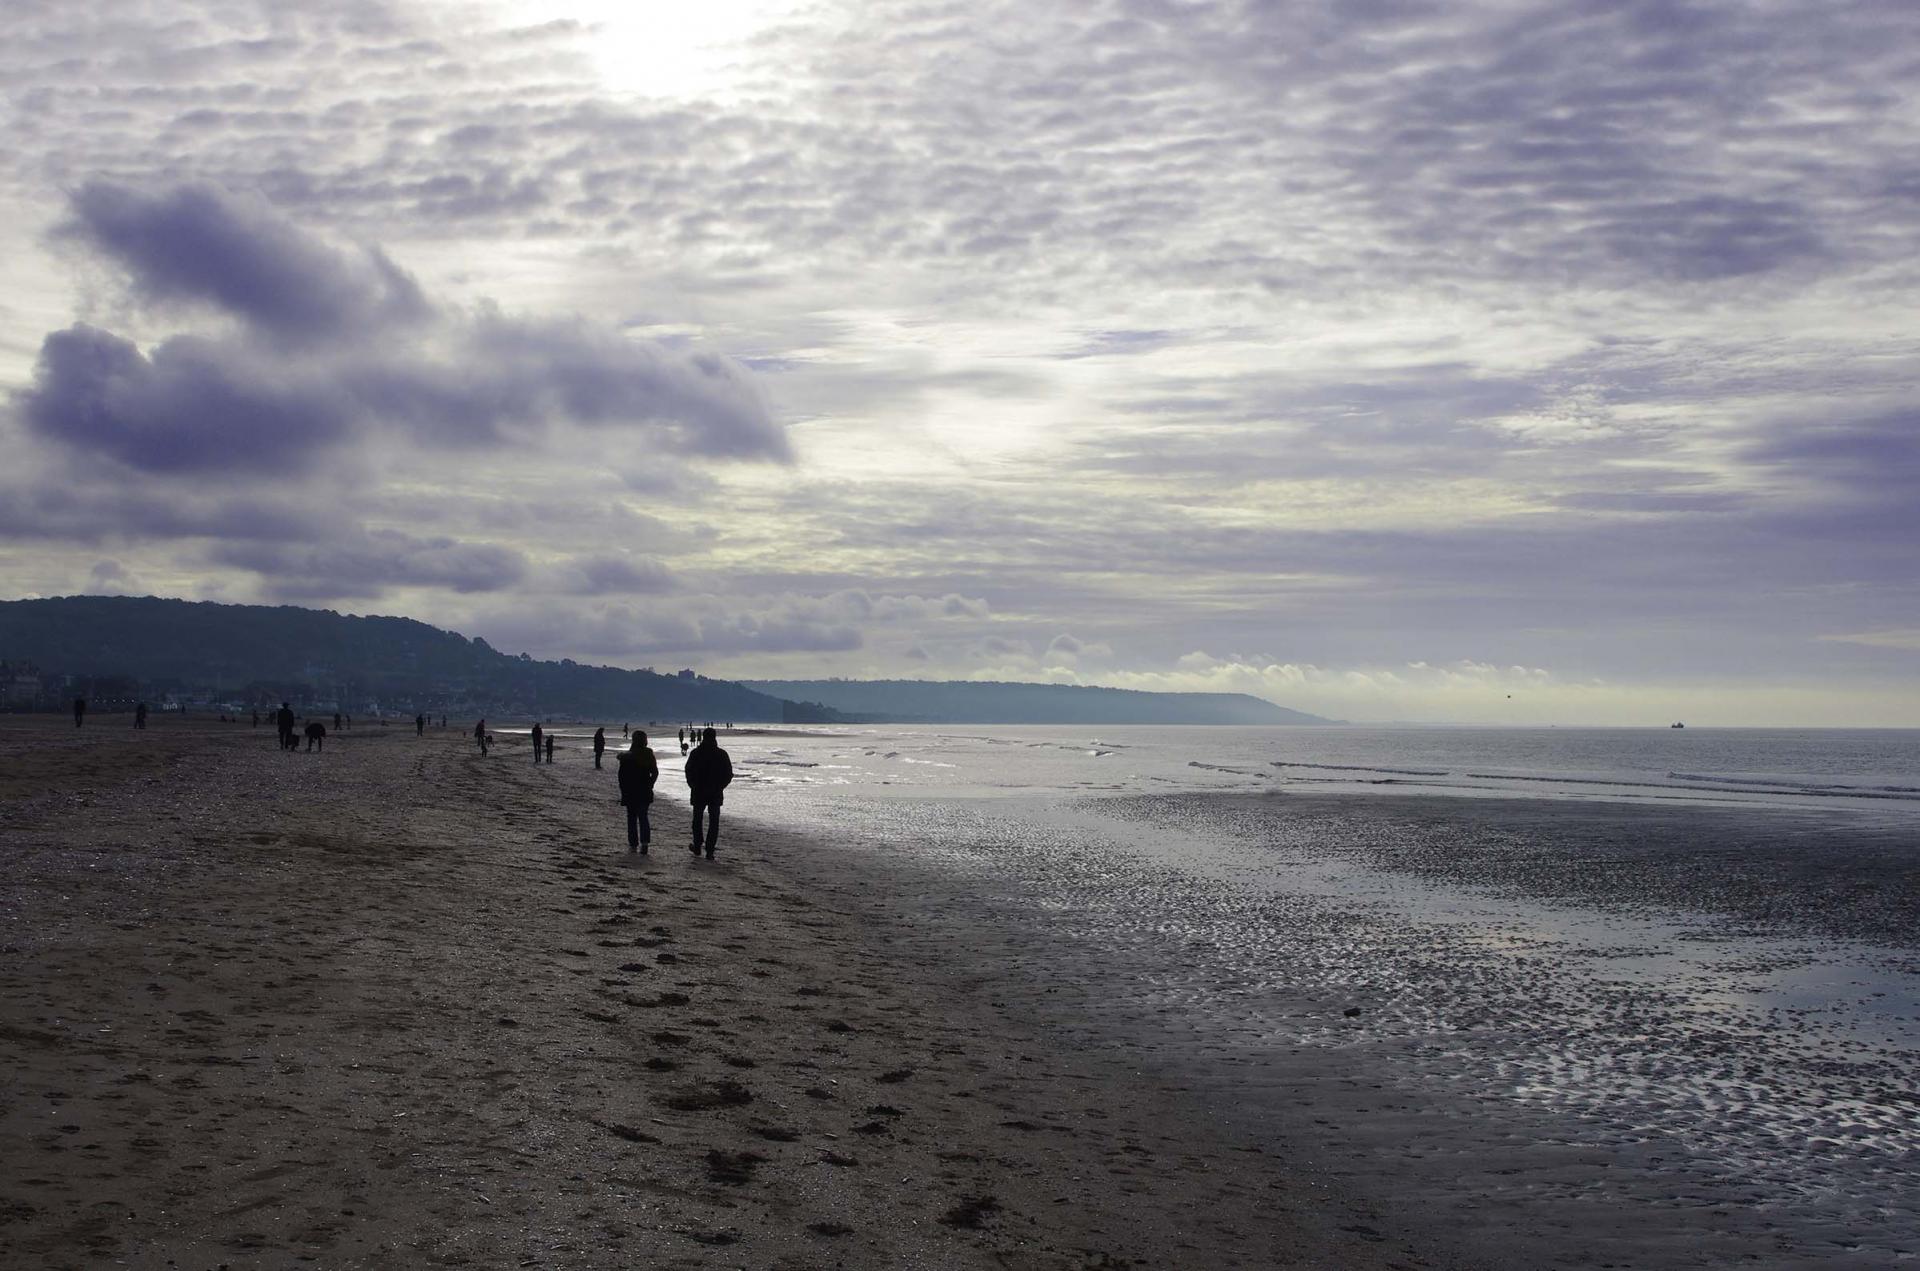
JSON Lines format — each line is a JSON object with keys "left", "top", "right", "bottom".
{"left": 617, "top": 731, "right": 659, "bottom": 853}
{"left": 684, "top": 728, "right": 733, "bottom": 859}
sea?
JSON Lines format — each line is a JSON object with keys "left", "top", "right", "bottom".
{"left": 531, "top": 724, "right": 1920, "bottom": 1265}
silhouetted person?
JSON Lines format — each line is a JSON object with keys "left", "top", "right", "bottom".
{"left": 618, "top": 731, "right": 658, "bottom": 854}
{"left": 133, "top": 702, "right": 148, "bottom": 730}
{"left": 72, "top": 697, "right": 86, "bottom": 727}
{"left": 415, "top": 713, "right": 425, "bottom": 736}
{"left": 530, "top": 722, "right": 543, "bottom": 762}
{"left": 474, "top": 719, "right": 489, "bottom": 754}
{"left": 276, "top": 702, "right": 296, "bottom": 750}
{"left": 251, "top": 710, "right": 259, "bottom": 727}
{"left": 685, "top": 728, "right": 733, "bottom": 859}
{"left": 593, "top": 727, "right": 606, "bottom": 769}
{"left": 305, "top": 720, "right": 327, "bottom": 752}
{"left": 544, "top": 733, "right": 555, "bottom": 763}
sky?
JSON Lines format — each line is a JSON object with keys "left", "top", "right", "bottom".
{"left": 1, "top": 0, "right": 1916, "bottom": 726}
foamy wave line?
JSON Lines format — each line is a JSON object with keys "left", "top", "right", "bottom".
{"left": 1460, "top": 771, "right": 1920, "bottom": 802}
{"left": 1670, "top": 772, "right": 1920, "bottom": 797}
{"left": 1272, "top": 761, "right": 1449, "bottom": 777}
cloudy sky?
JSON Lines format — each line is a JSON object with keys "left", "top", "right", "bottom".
{"left": 2, "top": 0, "right": 1916, "bottom": 725}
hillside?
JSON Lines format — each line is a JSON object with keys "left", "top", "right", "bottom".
{"left": 0, "top": 596, "right": 835, "bottom": 722}
{"left": 740, "top": 679, "right": 1334, "bottom": 725}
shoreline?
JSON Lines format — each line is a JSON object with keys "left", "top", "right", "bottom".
{"left": 0, "top": 717, "right": 1426, "bottom": 1269}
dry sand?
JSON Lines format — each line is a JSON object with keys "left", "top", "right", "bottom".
{"left": 0, "top": 716, "right": 1441, "bottom": 1270}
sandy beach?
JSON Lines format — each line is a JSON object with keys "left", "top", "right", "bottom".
{"left": 0, "top": 717, "right": 1433, "bottom": 1270}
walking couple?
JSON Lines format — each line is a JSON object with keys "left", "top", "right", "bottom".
{"left": 617, "top": 727, "right": 733, "bottom": 858}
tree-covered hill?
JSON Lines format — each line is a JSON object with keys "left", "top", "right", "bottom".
{"left": 0, "top": 595, "right": 835, "bottom": 721}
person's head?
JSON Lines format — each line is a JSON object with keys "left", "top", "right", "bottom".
{"left": 701, "top": 727, "right": 717, "bottom": 745}
{"left": 632, "top": 731, "right": 647, "bottom": 748}
{"left": 281, "top": 702, "right": 289, "bottom": 709}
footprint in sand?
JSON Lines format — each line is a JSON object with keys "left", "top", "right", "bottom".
{"left": 703, "top": 1149, "right": 765, "bottom": 1185}
{"left": 939, "top": 1195, "right": 1002, "bottom": 1229}
{"left": 662, "top": 1081, "right": 752, "bottom": 1111}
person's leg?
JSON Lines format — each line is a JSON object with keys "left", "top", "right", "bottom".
{"left": 626, "top": 806, "right": 639, "bottom": 851}
{"left": 690, "top": 802, "right": 704, "bottom": 852}
{"left": 639, "top": 804, "right": 651, "bottom": 851}
{"left": 704, "top": 804, "right": 720, "bottom": 857}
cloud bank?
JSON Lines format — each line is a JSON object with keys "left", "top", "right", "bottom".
{"left": 0, "top": 0, "right": 1914, "bottom": 723}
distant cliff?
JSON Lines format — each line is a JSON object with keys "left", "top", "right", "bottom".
{"left": 0, "top": 595, "right": 838, "bottom": 722}
{"left": 739, "top": 679, "right": 1334, "bottom": 725}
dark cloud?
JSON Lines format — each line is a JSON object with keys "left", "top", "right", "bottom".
{"left": 209, "top": 529, "right": 528, "bottom": 600}
{"left": 1744, "top": 413, "right": 1920, "bottom": 492}
{"left": 557, "top": 553, "right": 678, "bottom": 596}
{"left": 19, "top": 323, "right": 354, "bottom": 474}
{"left": 12, "top": 180, "right": 789, "bottom": 476}
{"left": 59, "top": 180, "right": 430, "bottom": 339}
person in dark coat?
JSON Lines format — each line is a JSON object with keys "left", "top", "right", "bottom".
{"left": 531, "top": 722, "right": 543, "bottom": 763}
{"left": 592, "top": 727, "right": 606, "bottom": 769}
{"left": 133, "top": 702, "right": 148, "bottom": 730}
{"left": 617, "top": 732, "right": 659, "bottom": 853}
{"left": 544, "top": 733, "right": 555, "bottom": 763}
{"left": 276, "top": 702, "right": 297, "bottom": 750}
{"left": 304, "top": 720, "right": 327, "bottom": 752}
{"left": 474, "top": 719, "right": 489, "bottom": 754}
{"left": 684, "top": 727, "right": 733, "bottom": 859}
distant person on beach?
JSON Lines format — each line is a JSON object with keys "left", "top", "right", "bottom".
{"left": 685, "top": 728, "right": 733, "bottom": 859}
{"left": 134, "top": 702, "right": 147, "bottom": 730}
{"left": 474, "top": 719, "right": 489, "bottom": 754}
{"left": 251, "top": 710, "right": 259, "bottom": 727}
{"left": 593, "top": 727, "right": 606, "bottom": 769}
{"left": 531, "top": 722, "right": 544, "bottom": 762}
{"left": 617, "top": 731, "right": 659, "bottom": 854}
{"left": 333, "top": 712, "right": 342, "bottom": 730}
{"left": 276, "top": 702, "right": 296, "bottom": 750}
{"left": 544, "top": 733, "right": 555, "bottom": 763}
{"left": 72, "top": 697, "right": 86, "bottom": 727}
{"left": 415, "top": 713, "right": 425, "bottom": 736}
{"left": 304, "top": 721, "right": 327, "bottom": 752}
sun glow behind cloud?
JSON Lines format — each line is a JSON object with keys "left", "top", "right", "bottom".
{"left": 494, "top": 0, "right": 793, "bottom": 100}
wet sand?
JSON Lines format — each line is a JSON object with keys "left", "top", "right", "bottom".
{"left": 0, "top": 717, "right": 1428, "bottom": 1270}
{"left": 758, "top": 787, "right": 1919, "bottom": 1269}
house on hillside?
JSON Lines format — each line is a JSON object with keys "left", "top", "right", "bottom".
{"left": 0, "top": 659, "right": 45, "bottom": 707}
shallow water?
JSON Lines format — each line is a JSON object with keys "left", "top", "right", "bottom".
{"left": 704, "top": 724, "right": 1920, "bottom": 1266}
